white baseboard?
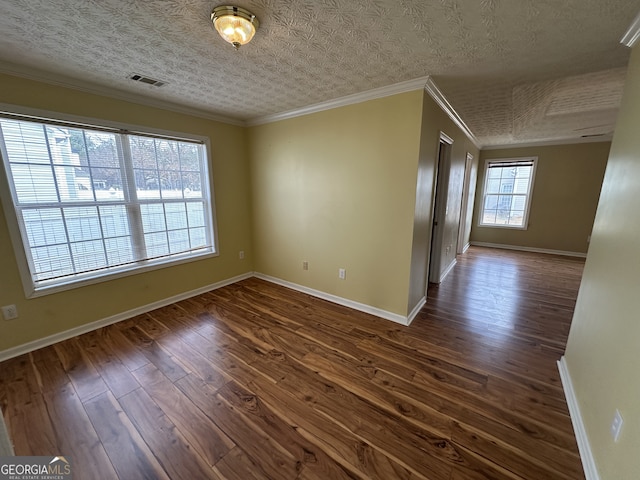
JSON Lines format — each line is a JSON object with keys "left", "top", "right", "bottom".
{"left": 0, "top": 270, "right": 420, "bottom": 362}
{"left": 439, "top": 258, "right": 457, "bottom": 282}
{"left": 406, "top": 297, "right": 426, "bottom": 326}
{"left": 462, "top": 242, "right": 471, "bottom": 254}
{"left": 0, "top": 272, "right": 254, "bottom": 363}
{"left": 471, "top": 242, "right": 587, "bottom": 258}
{"left": 558, "top": 357, "right": 600, "bottom": 480}
{"left": 254, "top": 273, "right": 411, "bottom": 326}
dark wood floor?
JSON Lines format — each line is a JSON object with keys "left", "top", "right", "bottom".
{"left": 0, "top": 247, "right": 586, "bottom": 479}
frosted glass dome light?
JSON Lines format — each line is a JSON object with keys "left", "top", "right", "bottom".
{"left": 211, "top": 6, "right": 259, "bottom": 49}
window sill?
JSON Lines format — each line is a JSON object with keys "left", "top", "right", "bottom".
{"left": 477, "top": 223, "right": 528, "bottom": 231}
{"left": 26, "top": 249, "right": 218, "bottom": 298}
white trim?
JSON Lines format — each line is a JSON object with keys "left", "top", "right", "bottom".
{"left": 0, "top": 272, "right": 253, "bottom": 363}
{"left": 27, "top": 251, "right": 219, "bottom": 299}
{"left": 407, "top": 296, "right": 426, "bottom": 326}
{"left": 0, "top": 103, "right": 215, "bottom": 142}
{"left": 0, "top": 62, "right": 245, "bottom": 127}
{"left": 0, "top": 61, "right": 489, "bottom": 152}
{"left": 0, "top": 158, "right": 33, "bottom": 299}
{"left": 483, "top": 135, "right": 613, "bottom": 150}
{"left": 462, "top": 242, "right": 471, "bottom": 254}
{"left": 457, "top": 153, "right": 475, "bottom": 255}
{"left": 247, "top": 77, "right": 429, "bottom": 126}
{"left": 558, "top": 357, "right": 600, "bottom": 480}
{"left": 477, "top": 156, "right": 538, "bottom": 231}
{"left": 425, "top": 77, "right": 480, "bottom": 149}
{"left": 439, "top": 130, "right": 454, "bottom": 145}
{"left": 0, "top": 105, "right": 220, "bottom": 298}
{"left": 439, "top": 258, "right": 457, "bottom": 283}
{"left": 621, "top": 12, "right": 640, "bottom": 48}
{"left": 428, "top": 135, "right": 455, "bottom": 284}
{"left": 470, "top": 242, "right": 587, "bottom": 258}
{"left": 0, "top": 269, "right": 426, "bottom": 362}
{"left": 0, "top": 62, "right": 244, "bottom": 126}
{"left": 254, "top": 273, "right": 411, "bottom": 326}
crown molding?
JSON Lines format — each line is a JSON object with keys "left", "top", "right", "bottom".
{"left": 621, "top": 11, "right": 640, "bottom": 47}
{"left": 482, "top": 134, "right": 613, "bottom": 151}
{"left": 246, "top": 77, "right": 430, "bottom": 126}
{"left": 424, "top": 77, "right": 480, "bottom": 149}
{"left": 0, "top": 62, "right": 244, "bottom": 126}
{"left": 2, "top": 62, "right": 613, "bottom": 151}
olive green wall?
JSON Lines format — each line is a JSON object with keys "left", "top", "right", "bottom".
{"left": 407, "top": 94, "right": 479, "bottom": 311}
{"left": 0, "top": 76, "right": 479, "bottom": 352}
{"left": 470, "top": 142, "right": 610, "bottom": 254}
{"left": 248, "top": 91, "right": 423, "bottom": 317}
{"left": 0, "top": 73, "right": 253, "bottom": 352}
{"left": 564, "top": 45, "right": 640, "bottom": 479}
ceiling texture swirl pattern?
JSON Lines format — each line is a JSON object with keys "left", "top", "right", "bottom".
{"left": 0, "top": 0, "right": 638, "bottom": 146}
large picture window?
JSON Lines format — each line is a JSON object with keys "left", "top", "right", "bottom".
{"left": 479, "top": 157, "right": 537, "bottom": 229}
{"left": 0, "top": 112, "right": 216, "bottom": 296}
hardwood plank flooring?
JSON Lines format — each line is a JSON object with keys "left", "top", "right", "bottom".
{"left": 0, "top": 247, "right": 586, "bottom": 479}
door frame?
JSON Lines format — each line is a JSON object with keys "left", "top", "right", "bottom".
{"left": 428, "top": 132, "right": 454, "bottom": 285}
{"left": 456, "top": 152, "right": 474, "bottom": 255}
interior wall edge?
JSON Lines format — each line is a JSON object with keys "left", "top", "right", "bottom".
{"left": 558, "top": 356, "right": 601, "bottom": 480}
{"left": 438, "top": 258, "right": 457, "bottom": 283}
{"left": 407, "top": 296, "right": 427, "bottom": 326}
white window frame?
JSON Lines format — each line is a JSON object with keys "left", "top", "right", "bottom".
{"left": 0, "top": 104, "right": 219, "bottom": 298}
{"left": 478, "top": 157, "right": 537, "bottom": 230}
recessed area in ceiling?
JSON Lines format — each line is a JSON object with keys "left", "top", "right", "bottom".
{"left": 508, "top": 67, "right": 626, "bottom": 144}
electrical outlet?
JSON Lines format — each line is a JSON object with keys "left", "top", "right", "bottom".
{"left": 338, "top": 268, "right": 346, "bottom": 280}
{"left": 2, "top": 305, "right": 18, "bottom": 321}
{"left": 239, "top": 250, "right": 245, "bottom": 259}
{"left": 611, "top": 410, "right": 623, "bottom": 442}
{"left": 302, "top": 261, "right": 309, "bottom": 270}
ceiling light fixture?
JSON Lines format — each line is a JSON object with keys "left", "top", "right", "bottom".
{"left": 211, "top": 5, "right": 259, "bottom": 50}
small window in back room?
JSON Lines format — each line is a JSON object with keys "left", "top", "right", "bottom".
{"left": 479, "top": 157, "right": 537, "bottom": 229}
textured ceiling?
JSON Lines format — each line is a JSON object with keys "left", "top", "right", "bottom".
{"left": 0, "top": 0, "right": 638, "bottom": 147}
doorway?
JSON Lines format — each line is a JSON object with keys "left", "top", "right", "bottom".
{"left": 428, "top": 132, "right": 453, "bottom": 284}
{"left": 456, "top": 153, "right": 474, "bottom": 255}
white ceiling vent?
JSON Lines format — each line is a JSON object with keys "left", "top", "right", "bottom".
{"left": 128, "top": 73, "right": 167, "bottom": 87}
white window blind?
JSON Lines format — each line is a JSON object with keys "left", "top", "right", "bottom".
{"left": 0, "top": 115, "right": 216, "bottom": 294}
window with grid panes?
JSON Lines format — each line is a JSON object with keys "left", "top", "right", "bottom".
{"left": 479, "top": 158, "right": 537, "bottom": 229}
{"left": 0, "top": 112, "right": 216, "bottom": 296}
